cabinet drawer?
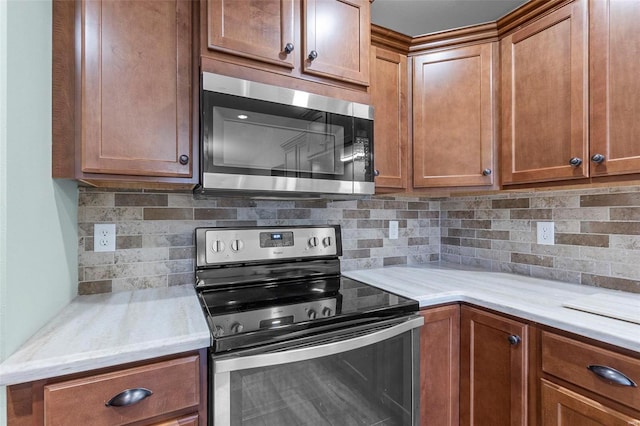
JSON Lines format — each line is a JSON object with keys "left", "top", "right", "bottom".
{"left": 44, "top": 355, "right": 200, "bottom": 426}
{"left": 542, "top": 331, "right": 640, "bottom": 411}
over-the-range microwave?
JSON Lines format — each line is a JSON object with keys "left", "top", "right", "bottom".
{"left": 196, "top": 72, "right": 374, "bottom": 198}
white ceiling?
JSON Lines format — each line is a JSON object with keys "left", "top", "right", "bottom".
{"left": 371, "top": 0, "right": 529, "bottom": 37}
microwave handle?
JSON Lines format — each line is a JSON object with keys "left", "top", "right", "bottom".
{"left": 213, "top": 315, "right": 424, "bottom": 373}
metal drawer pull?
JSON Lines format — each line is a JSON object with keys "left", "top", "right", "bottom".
{"left": 105, "top": 387, "right": 153, "bottom": 407}
{"left": 587, "top": 365, "right": 637, "bottom": 387}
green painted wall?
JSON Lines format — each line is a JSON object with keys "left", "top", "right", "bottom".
{"left": 1, "top": 0, "right": 78, "bottom": 421}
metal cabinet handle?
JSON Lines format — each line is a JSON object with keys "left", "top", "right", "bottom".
{"left": 482, "top": 168, "right": 492, "bottom": 176}
{"left": 587, "top": 365, "right": 637, "bottom": 387}
{"left": 569, "top": 157, "right": 582, "bottom": 167}
{"left": 373, "top": 169, "right": 380, "bottom": 177}
{"left": 591, "top": 153, "right": 606, "bottom": 164}
{"left": 308, "top": 50, "right": 318, "bottom": 61}
{"left": 283, "top": 43, "right": 294, "bottom": 54}
{"left": 508, "top": 335, "right": 521, "bottom": 346}
{"left": 179, "top": 154, "right": 189, "bottom": 165}
{"left": 105, "top": 388, "right": 153, "bottom": 407}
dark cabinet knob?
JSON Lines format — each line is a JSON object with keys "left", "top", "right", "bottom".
{"left": 179, "top": 155, "right": 189, "bottom": 165}
{"left": 308, "top": 50, "right": 318, "bottom": 61}
{"left": 591, "top": 153, "right": 606, "bottom": 164}
{"left": 373, "top": 169, "right": 380, "bottom": 177}
{"left": 508, "top": 335, "right": 521, "bottom": 346}
{"left": 569, "top": 157, "right": 582, "bottom": 167}
{"left": 283, "top": 43, "right": 294, "bottom": 54}
{"left": 482, "top": 168, "right": 492, "bottom": 176}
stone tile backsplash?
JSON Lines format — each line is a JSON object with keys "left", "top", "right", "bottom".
{"left": 78, "top": 185, "right": 640, "bottom": 295}
{"left": 77, "top": 188, "right": 440, "bottom": 295}
{"left": 440, "top": 185, "right": 640, "bottom": 293}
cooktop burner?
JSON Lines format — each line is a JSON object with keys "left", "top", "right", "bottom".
{"left": 194, "top": 225, "right": 419, "bottom": 353}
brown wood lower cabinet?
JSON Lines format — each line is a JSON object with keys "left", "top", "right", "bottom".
{"left": 7, "top": 351, "right": 207, "bottom": 426}
{"left": 460, "top": 305, "right": 528, "bottom": 426}
{"left": 541, "top": 379, "right": 640, "bottom": 426}
{"left": 540, "top": 329, "right": 640, "bottom": 425}
{"left": 419, "top": 305, "right": 460, "bottom": 426}
{"left": 419, "top": 305, "right": 640, "bottom": 426}
{"left": 152, "top": 413, "right": 199, "bottom": 426}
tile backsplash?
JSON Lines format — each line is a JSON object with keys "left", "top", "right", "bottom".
{"left": 78, "top": 185, "right": 640, "bottom": 295}
{"left": 440, "top": 185, "right": 640, "bottom": 293}
{"left": 77, "top": 189, "right": 440, "bottom": 295}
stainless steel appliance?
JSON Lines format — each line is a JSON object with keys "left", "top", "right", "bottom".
{"left": 198, "top": 73, "right": 375, "bottom": 198}
{"left": 194, "top": 225, "right": 423, "bottom": 426}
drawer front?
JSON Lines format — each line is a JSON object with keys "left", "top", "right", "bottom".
{"left": 44, "top": 355, "right": 199, "bottom": 426}
{"left": 542, "top": 331, "right": 640, "bottom": 411}
{"left": 152, "top": 413, "right": 198, "bottom": 426}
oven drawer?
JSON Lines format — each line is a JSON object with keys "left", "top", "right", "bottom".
{"left": 43, "top": 355, "right": 200, "bottom": 426}
{"left": 541, "top": 331, "right": 640, "bottom": 411}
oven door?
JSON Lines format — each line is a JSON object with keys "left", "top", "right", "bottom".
{"left": 211, "top": 315, "right": 423, "bottom": 426}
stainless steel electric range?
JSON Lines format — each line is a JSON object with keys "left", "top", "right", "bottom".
{"left": 194, "top": 225, "right": 423, "bottom": 426}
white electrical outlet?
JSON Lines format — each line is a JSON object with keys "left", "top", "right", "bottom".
{"left": 389, "top": 220, "right": 399, "bottom": 240}
{"left": 537, "top": 222, "right": 554, "bottom": 245}
{"left": 94, "top": 223, "right": 116, "bottom": 252}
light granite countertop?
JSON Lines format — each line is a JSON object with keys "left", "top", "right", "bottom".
{"left": 343, "top": 264, "right": 640, "bottom": 353}
{"left": 0, "top": 285, "right": 210, "bottom": 386}
{"left": 2, "top": 265, "right": 638, "bottom": 387}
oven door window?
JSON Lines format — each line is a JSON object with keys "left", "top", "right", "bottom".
{"left": 203, "top": 92, "right": 354, "bottom": 181}
{"left": 212, "top": 319, "right": 420, "bottom": 426}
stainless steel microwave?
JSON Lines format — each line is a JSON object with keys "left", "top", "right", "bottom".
{"left": 197, "top": 72, "right": 374, "bottom": 198}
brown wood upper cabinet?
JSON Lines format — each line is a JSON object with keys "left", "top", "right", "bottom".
{"left": 501, "top": 0, "right": 589, "bottom": 185}
{"left": 590, "top": 0, "right": 640, "bottom": 177}
{"left": 53, "top": 0, "right": 196, "bottom": 187}
{"left": 413, "top": 43, "right": 497, "bottom": 188}
{"left": 501, "top": 0, "right": 640, "bottom": 185}
{"left": 206, "top": 0, "right": 370, "bottom": 87}
{"left": 370, "top": 45, "right": 409, "bottom": 191}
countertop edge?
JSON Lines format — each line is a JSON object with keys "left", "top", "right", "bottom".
{"left": 0, "top": 334, "right": 211, "bottom": 386}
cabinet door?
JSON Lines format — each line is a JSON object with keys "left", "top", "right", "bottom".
{"left": 590, "top": 0, "right": 640, "bottom": 176}
{"left": 541, "top": 380, "right": 640, "bottom": 426}
{"left": 207, "top": 0, "right": 296, "bottom": 69}
{"left": 501, "top": 0, "right": 588, "bottom": 184}
{"left": 302, "top": 0, "right": 370, "bottom": 86}
{"left": 460, "top": 306, "right": 528, "bottom": 426}
{"left": 81, "top": 0, "right": 192, "bottom": 177}
{"left": 370, "top": 46, "right": 408, "bottom": 190}
{"left": 413, "top": 43, "right": 496, "bottom": 188}
{"left": 419, "top": 305, "right": 460, "bottom": 426}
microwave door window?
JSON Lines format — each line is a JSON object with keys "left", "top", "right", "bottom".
{"left": 211, "top": 107, "right": 305, "bottom": 173}
{"left": 207, "top": 94, "right": 349, "bottom": 179}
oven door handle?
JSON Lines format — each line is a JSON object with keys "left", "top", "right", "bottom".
{"left": 214, "top": 315, "right": 424, "bottom": 373}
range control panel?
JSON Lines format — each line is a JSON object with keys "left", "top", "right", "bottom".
{"left": 196, "top": 226, "right": 340, "bottom": 267}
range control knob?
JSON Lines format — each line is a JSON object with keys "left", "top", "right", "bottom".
{"left": 213, "top": 325, "right": 224, "bottom": 336}
{"left": 322, "top": 307, "right": 333, "bottom": 317}
{"left": 308, "top": 236, "right": 319, "bottom": 248}
{"left": 322, "top": 236, "right": 332, "bottom": 247}
{"left": 231, "top": 323, "right": 244, "bottom": 334}
{"left": 230, "top": 239, "right": 244, "bottom": 252}
{"left": 307, "top": 309, "right": 318, "bottom": 320}
{"left": 210, "top": 240, "right": 225, "bottom": 253}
